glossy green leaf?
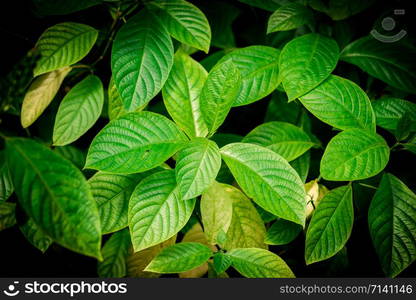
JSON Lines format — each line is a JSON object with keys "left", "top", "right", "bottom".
{"left": 162, "top": 51, "right": 208, "bottom": 138}
{"left": 216, "top": 46, "right": 280, "bottom": 106}
{"left": 221, "top": 143, "right": 306, "bottom": 226}
{"left": 53, "top": 75, "right": 104, "bottom": 146}
{"left": 21, "top": 66, "right": 72, "bottom": 128}
{"left": 147, "top": 0, "right": 211, "bottom": 53}
{"left": 200, "top": 61, "right": 242, "bottom": 136}
{"left": 145, "top": 242, "right": 212, "bottom": 273}
{"left": 372, "top": 97, "right": 416, "bottom": 131}
{"left": 34, "top": 22, "right": 98, "bottom": 76}
{"left": 6, "top": 138, "right": 101, "bottom": 259}
{"left": 19, "top": 218, "right": 52, "bottom": 253}
{"left": 243, "top": 121, "right": 314, "bottom": 162}
{"left": 227, "top": 248, "right": 295, "bottom": 278}
{"left": 267, "top": 3, "right": 313, "bottom": 33}
{"left": 128, "top": 170, "right": 195, "bottom": 252}
{"left": 368, "top": 173, "right": 416, "bottom": 277}
{"left": 213, "top": 252, "right": 232, "bottom": 274}
{"left": 299, "top": 75, "right": 376, "bottom": 131}
{"left": 175, "top": 138, "right": 221, "bottom": 200}
{"left": 305, "top": 185, "right": 354, "bottom": 264}
{"left": 0, "top": 202, "right": 16, "bottom": 231}
{"left": 290, "top": 151, "right": 310, "bottom": 183}
{"left": 111, "top": 9, "right": 174, "bottom": 111}
{"left": 0, "top": 152, "right": 13, "bottom": 202}
{"left": 265, "top": 219, "right": 302, "bottom": 245}
{"left": 98, "top": 229, "right": 131, "bottom": 278}
{"left": 320, "top": 129, "right": 390, "bottom": 181}
{"left": 341, "top": 36, "right": 416, "bottom": 94}
{"left": 85, "top": 111, "right": 187, "bottom": 174}
{"left": 279, "top": 33, "right": 339, "bottom": 101}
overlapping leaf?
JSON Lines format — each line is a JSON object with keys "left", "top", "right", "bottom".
{"left": 0, "top": 202, "right": 16, "bottom": 231}
{"left": 19, "top": 218, "right": 53, "bottom": 253}
{"left": 267, "top": 3, "right": 313, "bottom": 33}
{"left": 372, "top": 97, "right": 416, "bottom": 131}
{"left": 54, "top": 145, "right": 85, "bottom": 169}
{"left": 0, "top": 152, "right": 13, "bottom": 202}
{"left": 265, "top": 219, "right": 302, "bottom": 245}
{"left": 290, "top": 151, "right": 310, "bottom": 183}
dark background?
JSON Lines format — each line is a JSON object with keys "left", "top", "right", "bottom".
{"left": 0, "top": 0, "right": 415, "bottom": 277}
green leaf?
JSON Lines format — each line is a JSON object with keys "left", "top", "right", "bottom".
{"left": 147, "top": 0, "right": 211, "bottom": 53}
{"left": 162, "top": 51, "right": 208, "bottom": 138}
{"left": 111, "top": 9, "right": 174, "bottom": 111}
{"left": 216, "top": 46, "right": 280, "bottom": 106}
{"left": 395, "top": 113, "right": 412, "bottom": 141}
{"left": 6, "top": 138, "right": 102, "bottom": 259}
{"left": 226, "top": 248, "right": 295, "bottom": 278}
{"left": 145, "top": 242, "right": 213, "bottom": 273}
{"left": 243, "top": 121, "right": 314, "bottom": 162}
{"left": 98, "top": 229, "right": 131, "bottom": 278}
{"left": 368, "top": 173, "right": 416, "bottom": 277}
{"left": 89, "top": 172, "right": 150, "bottom": 234}
{"left": 299, "top": 75, "right": 376, "bottom": 131}
{"left": 108, "top": 77, "right": 128, "bottom": 120}
{"left": 0, "top": 202, "right": 16, "bottom": 231}
{"left": 200, "top": 181, "right": 234, "bottom": 245}
{"left": 341, "top": 36, "right": 416, "bottom": 94}
{"left": 53, "top": 75, "right": 104, "bottom": 146}
{"left": 372, "top": 97, "right": 416, "bottom": 131}
{"left": 0, "top": 152, "right": 14, "bottom": 202}
{"left": 267, "top": 3, "right": 313, "bottom": 33}
{"left": 290, "top": 151, "right": 310, "bottom": 183}
{"left": 279, "top": 33, "right": 339, "bottom": 101}
{"left": 19, "top": 218, "right": 53, "bottom": 253}
{"left": 21, "top": 66, "right": 72, "bottom": 128}
{"left": 265, "top": 219, "right": 302, "bottom": 245}
{"left": 85, "top": 111, "right": 187, "bottom": 174}
{"left": 221, "top": 184, "right": 267, "bottom": 250}
{"left": 220, "top": 143, "right": 306, "bottom": 226}
{"left": 200, "top": 60, "right": 242, "bottom": 136}
{"left": 128, "top": 170, "right": 195, "bottom": 251}
{"left": 309, "top": 0, "right": 374, "bottom": 21}
{"left": 175, "top": 138, "right": 221, "bottom": 200}
{"left": 34, "top": 22, "right": 98, "bottom": 76}
{"left": 53, "top": 145, "right": 85, "bottom": 169}
{"left": 320, "top": 129, "right": 390, "bottom": 181}
{"left": 213, "top": 252, "right": 232, "bottom": 274}
{"left": 305, "top": 185, "right": 354, "bottom": 264}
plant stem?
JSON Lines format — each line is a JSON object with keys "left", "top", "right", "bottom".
{"left": 358, "top": 183, "right": 378, "bottom": 190}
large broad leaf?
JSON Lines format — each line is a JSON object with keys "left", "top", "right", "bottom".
{"left": 243, "top": 121, "right": 314, "bottom": 162}
{"left": 111, "top": 9, "right": 174, "bottom": 111}
{"left": 368, "top": 173, "right": 416, "bottom": 277}
{"left": 267, "top": 3, "right": 313, "bottom": 33}
{"left": 200, "top": 182, "right": 233, "bottom": 245}
{"left": 220, "top": 143, "right": 306, "bottom": 226}
{"left": 175, "top": 138, "right": 221, "bottom": 200}
{"left": 0, "top": 202, "right": 16, "bottom": 231}
{"left": 108, "top": 77, "right": 128, "bottom": 120}
{"left": 0, "top": 152, "right": 13, "bottom": 202}
{"left": 21, "top": 66, "right": 72, "bottom": 128}
{"left": 6, "top": 138, "right": 101, "bottom": 259}
{"left": 128, "top": 170, "right": 195, "bottom": 251}
{"left": 305, "top": 185, "right": 354, "bottom": 264}
{"left": 146, "top": 0, "right": 211, "bottom": 53}
{"left": 226, "top": 248, "right": 295, "bottom": 278}
{"left": 299, "top": 75, "right": 376, "bottom": 131}
{"left": 200, "top": 61, "right": 242, "bottom": 136}
{"left": 162, "top": 52, "right": 208, "bottom": 138}
{"left": 320, "top": 129, "right": 390, "bottom": 181}
{"left": 265, "top": 219, "right": 302, "bottom": 245}
{"left": 341, "top": 36, "right": 416, "bottom": 94}
{"left": 145, "top": 242, "right": 213, "bottom": 273}
{"left": 85, "top": 111, "right": 187, "bottom": 174}
{"left": 216, "top": 46, "right": 280, "bottom": 106}
{"left": 19, "top": 218, "right": 52, "bottom": 253}
{"left": 89, "top": 172, "right": 150, "bottom": 234}
{"left": 279, "top": 33, "right": 339, "bottom": 101}
{"left": 372, "top": 97, "right": 416, "bottom": 131}
{"left": 222, "top": 185, "right": 267, "bottom": 250}
{"left": 34, "top": 22, "right": 98, "bottom": 76}
{"left": 98, "top": 229, "right": 131, "bottom": 278}
{"left": 53, "top": 75, "right": 104, "bottom": 146}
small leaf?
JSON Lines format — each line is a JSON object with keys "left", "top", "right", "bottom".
{"left": 279, "top": 33, "right": 339, "bottom": 101}
{"left": 19, "top": 218, "right": 52, "bottom": 253}
{"left": 267, "top": 3, "right": 313, "bottom": 33}
{"left": 243, "top": 121, "right": 314, "bottom": 162}
{"left": 265, "top": 219, "right": 302, "bottom": 245}
{"left": 128, "top": 170, "right": 195, "bottom": 252}
{"left": 372, "top": 97, "right": 416, "bottom": 131}
{"left": 0, "top": 202, "right": 16, "bottom": 231}
{"left": 290, "top": 151, "right": 310, "bottom": 183}
{"left": 85, "top": 111, "right": 187, "bottom": 174}
{"left": 176, "top": 138, "right": 221, "bottom": 200}
{"left": 226, "top": 248, "right": 295, "bottom": 278}
{"left": 213, "top": 252, "right": 232, "bottom": 274}
{"left": 368, "top": 173, "right": 416, "bottom": 277}
{"left": 53, "top": 145, "right": 85, "bottom": 169}
{"left": 108, "top": 77, "right": 128, "bottom": 120}
{"left": 320, "top": 129, "right": 390, "bottom": 181}
{"left": 221, "top": 143, "right": 306, "bottom": 226}
{"left": 0, "top": 151, "right": 14, "bottom": 202}
{"left": 53, "top": 75, "right": 104, "bottom": 146}
{"left": 34, "top": 22, "right": 98, "bottom": 76}
{"left": 145, "top": 242, "right": 213, "bottom": 273}
{"left": 395, "top": 113, "right": 412, "bottom": 141}
{"left": 21, "top": 66, "right": 72, "bottom": 128}
{"left": 305, "top": 185, "right": 354, "bottom": 264}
